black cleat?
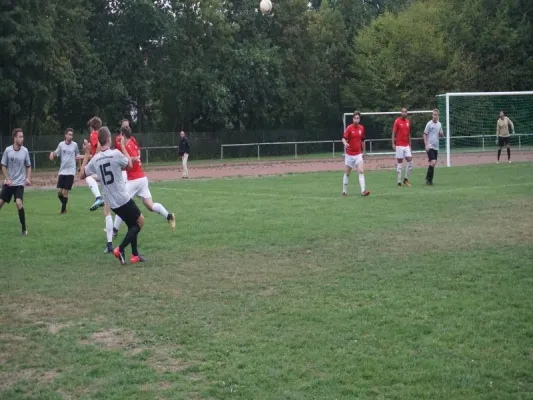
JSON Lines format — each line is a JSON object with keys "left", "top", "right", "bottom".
{"left": 398, "top": 182, "right": 402, "bottom": 187}
{"left": 112, "top": 228, "right": 118, "bottom": 239}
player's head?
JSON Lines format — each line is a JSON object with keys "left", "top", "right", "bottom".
{"left": 499, "top": 110, "right": 505, "bottom": 119}
{"left": 401, "top": 107, "right": 408, "bottom": 119}
{"left": 121, "top": 125, "right": 132, "bottom": 139}
{"left": 180, "top": 131, "right": 185, "bottom": 139}
{"left": 120, "top": 119, "right": 130, "bottom": 128}
{"left": 98, "top": 126, "right": 112, "bottom": 147}
{"left": 432, "top": 109, "right": 439, "bottom": 122}
{"left": 12, "top": 128, "right": 23, "bottom": 147}
{"left": 65, "top": 128, "right": 74, "bottom": 143}
{"left": 352, "top": 111, "right": 361, "bottom": 125}
{"left": 88, "top": 117, "right": 102, "bottom": 132}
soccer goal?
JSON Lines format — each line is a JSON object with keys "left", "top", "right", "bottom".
{"left": 342, "top": 110, "right": 433, "bottom": 155}
{"left": 437, "top": 91, "right": 533, "bottom": 167}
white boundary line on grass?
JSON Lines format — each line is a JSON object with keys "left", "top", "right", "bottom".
{"left": 158, "top": 182, "right": 533, "bottom": 202}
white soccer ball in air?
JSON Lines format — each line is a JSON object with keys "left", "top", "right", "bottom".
{"left": 259, "top": 0, "right": 272, "bottom": 15}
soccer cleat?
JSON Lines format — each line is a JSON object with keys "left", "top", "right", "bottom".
{"left": 508, "top": 160, "right": 512, "bottom": 163}
{"left": 342, "top": 192, "right": 347, "bottom": 197}
{"left": 89, "top": 197, "right": 105, "bottom": 211}
{"left": 167, "top": 213, "right": 176, "bottom": 232}
{"left": 60, "top": 209, "right": 67, "bottom": 215}
{"left": 361, "top": 190, "right": 370, "bottom": 197}
{"left": 112, "top": 227, "right": 118, "bottom": 239}
{"left": 496, "top": 161, "right": 500, "bottom": 164}
{"left": 104, "top": 244, "right": 114, "bottom": 254}
{"left": 403, "top": 178, "right": 411, "bottom": 187}
{"left": 21, "top": 230, "right": 28, "bottom": 236}
{"left": 130, "top": 255, "right": 147, "bottom": 264}
{"left": 113, "top": 247, "right": 126, "bottom": 265}
{"left": 397, "top": 182, "right": 402, "bottom": 187}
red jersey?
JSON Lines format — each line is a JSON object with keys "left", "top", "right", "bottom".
{"left": 89, "top": 131, "right": 99, "bottom": 156}
{"left": 393, "top": 117, "right": 411, "bottom": 147}
{"left": 124, "top": 137, "right": 145, "bottom": 180}
{"left": 343, "top": 123, "right": 365, "bottom": 156}
{"left": 115, "top": 134, "right": 123, "bottom": 150}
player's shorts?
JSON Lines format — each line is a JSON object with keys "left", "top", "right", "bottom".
{"left": 57, "top": 174, "right": 74, "bottom": 190}
{"left": 498, "top": 136, "right": 510, "bottom": 147}
{"left": 112, "top": 199, "right": 142, "bottom": 227}
{"left": 395, "top": 146, "right": 412, "bottom": 159}
{"left": 344, "top": 154, "right": 363, "bottom": 169}
{"left": 126, "top": 177, "right": 152, "bottom": 199}
{"left": 121, "top": 171, "right": 128, "bottom": 184}
{"left": 427, "top": 149, "right": 438, "bottom": 162}
{"left": 0, "top": 184, "right": 24, "bottom": 203}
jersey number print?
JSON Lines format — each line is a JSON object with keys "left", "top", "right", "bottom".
{"left": 99, "top": 163, "right": 115, "bottom": 185}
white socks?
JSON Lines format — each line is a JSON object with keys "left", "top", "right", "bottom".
{"left": 114, "top": 215, "right": 123, "bottom": 231}
{"left": 343, "top": 174, "right": 349, "bottom": 194}
{"left": 396, "top": 164, "right": 403, "bottom": 183}
{"left": 406, "top": 161, "right": 413, "bottom": 179}
{"left": 105, "top": 215, "right": 113, "bottom": 243}
{"left": 86, "top": 176, "right": 101, "bottom": 198}
{"left": 359, "top": 174, "right": 366, "bottom": 193}
{"left": 152, "top": 203, "right": 169, "bottom": 218}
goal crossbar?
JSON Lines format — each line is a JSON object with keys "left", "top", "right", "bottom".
{"left": 437, "top": 91, "right": 533, "bottom": 97}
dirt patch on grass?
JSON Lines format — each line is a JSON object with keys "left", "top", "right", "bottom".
{"left": 0, "top": 368, "right": 57, "bottom": 391}
{"left": 80, "top": 328, "right": 136, "bottom": 349}
{"left": 41, "top": 321, "right": 75, "bottom": 335}
{"left": 147, "top": 347, "right": 190, "bottom": 373}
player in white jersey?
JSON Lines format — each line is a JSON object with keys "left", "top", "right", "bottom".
{"left": 423, "top": 109, "right": 444, "bottom": 185}
{"left": 112, "top": 126, "right": 176, "bottom": 237}
{"left": 49, "top": 128, "right": 80, "bottom": 214}
{"left": 0, "top": 128, "right": 32, "bottom": 236}
{"left": 80, "top": 126, "right": 146, "bottom": 265}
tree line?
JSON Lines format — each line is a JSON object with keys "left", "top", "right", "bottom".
{"left": 1, "top": 0, "right": 531, "bottom": 138}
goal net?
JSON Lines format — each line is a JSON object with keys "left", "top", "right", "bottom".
{"left": 342, "top": 110, "right": 433, "bottom": 155}
{"left": 437, "top": 91, "right": 533, "bottom": 166}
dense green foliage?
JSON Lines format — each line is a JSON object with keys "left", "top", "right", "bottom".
{"left": 1, "top": 0, "right": 532, "bottom": 136}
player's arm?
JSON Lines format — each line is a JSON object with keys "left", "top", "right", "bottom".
{"left": 25, "top": 151, "right": 31, "bottom": 185}
{"left": 341, "top": 128, "right": 350, "bottom": 148}
{"left": 1, "top": 163, "right": 9, "bottom": 185}
{"left": 423, "top": 124, "right": 429, "bottom": 151}
{"left": 49, "top": 144, "right": 60, "bottom": 161}
{"left": 392, "top": 121, "right": 397, "bottom": 150}
{"left": 508, "top": 118, "right": 515, "bottom": 134}
{"left": 79, "top": 141, "right": 93, "bottom": 180}
{"left": 361, "top": 127, "right": 366, "bottom": 158}
{"left": 496, "top": 121, "right": 500, "bottom": 144}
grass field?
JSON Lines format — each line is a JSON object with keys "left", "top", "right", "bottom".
{"left": 1, "top": 163, "right": 533, "bottom": 399}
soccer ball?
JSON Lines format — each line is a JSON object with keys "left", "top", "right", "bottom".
{"left": 259, "top": 0, "right": 272, "bottom": 15}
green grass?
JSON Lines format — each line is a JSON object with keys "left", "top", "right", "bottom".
{"left": 1, "top": 163, "right": 533, "bottom": 399}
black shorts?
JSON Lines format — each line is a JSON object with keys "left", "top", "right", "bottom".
{"left": 0, "top": 184, "right": 24, "bottom": 204}
{"left": 57, "top": 175, "right": 75, "bottom": 190}
{"left": 427, "top": 149, "right": 438, "bottom": 162}
{"left": 498, "top": 137, "right": 510, "bottom": 147}
{"left": 112, "top": 199, "right": 142, "bottom": 227}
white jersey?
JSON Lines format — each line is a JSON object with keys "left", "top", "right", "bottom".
{"left": 84, "top": 149, "right": 130, "bottom": 209}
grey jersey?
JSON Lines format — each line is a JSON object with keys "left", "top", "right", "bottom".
{"left": 424, "top": 120, "right": 443, "bottom": 150}
{"left": 85, "top": 149, "right": 130, "bottom": 209}
{"left": 1, "top": 145, "right": 31, "bottom": 186}
{"left": 55, "top": 141, "right": 79, "bottom": 176}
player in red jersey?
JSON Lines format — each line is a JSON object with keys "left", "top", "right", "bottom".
{"left": 84, "top": 117, "right": 105, "bottom": 210}
{"left": 113, "top": 126, "right": 176, "bottom": 237}
{"left": 341, "top": 111, "right": 370, "bottom": 197}
{"left": 115, "top": 119, "right": 130, "bottom": 184}
{"left": 392, "top": 107, "right": 413, "bottom": 187}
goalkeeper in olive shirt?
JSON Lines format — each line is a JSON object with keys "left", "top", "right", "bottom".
{"left": 496, "top": 110, "right": 515, "bottom": 163}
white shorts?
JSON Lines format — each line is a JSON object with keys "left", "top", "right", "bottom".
{"left": 126, "top": 177, "right": 152, "bottom": 200}
{"left": 345, "top": 154, "right": 363, "bottom": 169}
{"left": 121, "top": 171, "right": 128, "bottom": 184}
{"left": 395, "top": 146, "right": 412, "bottom": 159}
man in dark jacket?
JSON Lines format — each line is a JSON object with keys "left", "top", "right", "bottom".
{"left": 178, "top": 131, "right": 190, "bottom": 178}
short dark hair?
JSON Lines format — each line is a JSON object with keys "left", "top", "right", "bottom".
{"left": 120, "top": 119, "right": 129, "bottom": 125}
{"left": 88, "top": 117, "right": 102, "bottom": 131}
{"left": 500, "top": 110, "right": 505, "bottom": 115}
{"left": 353, "top": 110, "right": 361, "bottom": 118}
{"left": 12, "top": 128, "right": 22, "bottom": 139}
{"left": 120, "top": 126, "right": 132, "bottom": 138}
{"left": 98, "top": 126, "right": 111, "bottom": 146}
{"left": 65, "top": 128, "right": 74, "bottom": 135}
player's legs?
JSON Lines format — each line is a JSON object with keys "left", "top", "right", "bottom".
{"left": 396, "top": 158, "right": 404, "bottom": 186}
{"left": 136, "top": 178, "right": 176, "bottom": 231}
{"left": 14, "top": 187, "right": 27, "bottom": 235}
{"left": 404, "top": 150, "right": 413, "bottom": 187}
{"left": 104, "top": 203, "right": 114, "bottom": 253}
{"left": 426, "top": 149, "right": 438, "bottom": 185}
{"left": 497, "top": 137, "right": 504, "bottom": 163}
{"left": 343, "top": 155, "right": 356, "bottom": 195}
{"left": 0, "top": 184, "right": 12, "bottom": 210}
{"left": 355, "top": 157, "right": 370, "bottom": 196}
{"left": 506, "top": 138, "right": 511, "bottom": 162}
{"left": 113, "top": 179, "right": 136, "bottom": 235}
{"left": 182, "top": 154, "right": 189, "bottom": 178}
{"left": 86, "top": 174, "right": 104, "bottom": 211}
{"left": 113, "top": 200, "right": 145, "bottom": 265}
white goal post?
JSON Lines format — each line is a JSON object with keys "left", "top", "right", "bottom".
{"left": 437, "top": 91, "right": 533, "bottom": 167}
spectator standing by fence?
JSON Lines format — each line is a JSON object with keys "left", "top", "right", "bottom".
{"left": 178, "top": 131, "right": 190, "bottom": 178}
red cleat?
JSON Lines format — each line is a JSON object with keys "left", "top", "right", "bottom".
{"left": 113, "top": 247, "right": 126, "bottom": 265}
{"left": 130, "top": 255, "right": 147, "bottom": 264}
{"left": 361, "top": 190, "right": 370, "bottom": 197}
